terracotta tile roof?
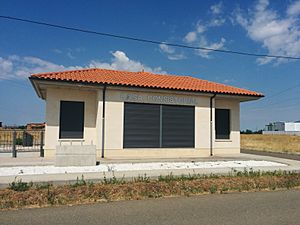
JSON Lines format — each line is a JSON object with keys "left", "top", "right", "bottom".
{"left": 30, "top": 68, "right": 263, "bottom": 97}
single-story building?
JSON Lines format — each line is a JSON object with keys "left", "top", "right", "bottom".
{"left": 30, "top": 68, "right": 263, "bottom": 160}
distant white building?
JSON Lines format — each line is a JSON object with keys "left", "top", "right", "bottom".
{"left": 264, "top": 121, "right": 300, "bottom": 135}
{"left": 285, "top": 122, "right": 300, "bottom": 132}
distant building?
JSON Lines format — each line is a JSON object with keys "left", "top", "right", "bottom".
{"left": 264, "top": 121, "right": 300, "bottom": 135}
{"left": 285, "top": 122, "right": 300, "bottom": 132}
{"left": 26, "top": 123, "right": 45, "bottom": 130}
{"left": 265, "top": 121, "right": 300, "bottom": 132}
{"left": 265, "top": 122, "right": 285, "bottom": 131}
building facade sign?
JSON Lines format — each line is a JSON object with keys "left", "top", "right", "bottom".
{"left": 120, "top": 93, "right": 197, "bottom": 105}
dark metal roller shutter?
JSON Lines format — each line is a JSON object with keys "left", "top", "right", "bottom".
{"left": 162, "top": 105, "right": 195, "bottom": 148}
{"left": 124, "top": 103, "right": 160, "bottom": 148}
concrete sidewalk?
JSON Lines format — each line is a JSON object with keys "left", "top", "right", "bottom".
{"left": 0, "top": 153, "right": 300, "bottom": 187}
{"left": 0, "top": 152, "right": 53, "bottom": 167}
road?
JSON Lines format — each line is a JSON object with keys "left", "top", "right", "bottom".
{"left": 1, "top": 190, "right": 299, "bottom": 225}
{"left": 241, "top": 149, "right": 300, "bottom": 161}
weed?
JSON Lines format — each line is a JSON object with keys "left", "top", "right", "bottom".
{"left": 134, "top": 174, "right": 150, "bottom": 183}
{"left": 9, "top": 178, "right": 32, "bottom": 192}
{"left": 47, "top": 186, "right": 55, "bottom": 205}
{"left": 209, "top": 185, "right": 217, "bottom": 194}
{"left": 102, "top": 173, "right": 125, "bottom": 185}
{"left": 35, "top": 183, "right": 52, "bottom": 190}
{"left": 72, "top": 175, "right": 87, "bottom": 187}
{"left": 98, "top": 189, "right": 111, "bottom": 201}
{"left": 220, "top": 186, "right": 229, "bottom": 193}
{"left": 158, "top": 173, "right": 175, "bottom": 182}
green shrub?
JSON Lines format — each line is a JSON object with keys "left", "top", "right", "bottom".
{"left": 9, "top": 179, "right": 32, "bottom": 192}
{"left": 209, "top": 185, "right": 217, "bottom": 194}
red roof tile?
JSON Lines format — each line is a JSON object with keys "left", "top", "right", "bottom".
{"left": 30, "top": 68, "right": 263, "bottom": 97}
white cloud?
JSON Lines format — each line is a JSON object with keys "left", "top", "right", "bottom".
{"left": 235, "top": 0, "right": 300, "bottom": 65}
{"left": 89, "top": 51, "right": 166, "bottom": 73}
{"left": 287, "top": 1, "right": 300, "bottom": 16}
{"left": 183, "top": 19, "right": 226, "bottom": 58}
{"left": 159, "top": 43, "right": 175, "bottom": 54}
{"left": 181, "top": 1, "right": 227, "bottom": 59}
{"left": 196, "top": 23, "right": 207, "bottom": 33}
{"left": 0, "top": 57, "right": 13, "bottom": 74}
{"left": 166, "top": 53, "right": 186, "bottom": 60}
{"left": 53, "top": 47, "right": 86, "bottom": 59}
{"left": 159, "top": 44, "right": 186, "bottom": 60}
{"left": 184, "top": 32, "right": 197, "bottom": 43}
{"left": 0, "top": 51, "right": 165, "bottom": 80}
{"left": 209, "top": 18, "right": 226, "bottom": 27}
{"left": 196, "top": 37, "right": 226, "bottom": 58}
{"left": 211, "top": 2, "right": 223, "bottom": 14}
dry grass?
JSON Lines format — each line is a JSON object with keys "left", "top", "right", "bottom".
{"left": 1, "top": 171, "right": 299, "bottom": 210}
{"left": 241, "top": 134, "right": 300, "bottom": 154}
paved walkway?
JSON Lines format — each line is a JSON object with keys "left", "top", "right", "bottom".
{"left": 0, "top": 153, "right": 300, "bottom": 187}
{"left": 0, "top": 152, "right": 53, "bottom": 167}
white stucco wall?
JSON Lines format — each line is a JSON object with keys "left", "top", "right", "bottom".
{"left": 43, "top": 85, "right": 241, "bottom": 159}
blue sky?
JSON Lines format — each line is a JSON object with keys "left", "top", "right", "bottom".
{"left": 0, "top": 0, "right": 300, "bottom": 130}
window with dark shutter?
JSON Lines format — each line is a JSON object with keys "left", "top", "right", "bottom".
{"left": 215, "top": 108, "right": 230, "bottom": 139}
{"left": 59, "top": 101, "right": 84, "bottom": 139}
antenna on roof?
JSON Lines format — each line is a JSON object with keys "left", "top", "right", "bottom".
{"left": 141, "top": 68, "right": 144, "bottom": 72}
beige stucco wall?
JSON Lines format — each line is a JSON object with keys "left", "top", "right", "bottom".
{"left": 213, "top": 98, "right": 240, "bottom": 155}
{"left": 43, "top": 85, "right": 241, "bottom": 159}
{"left": 44, "top": 87, "right": 98, "bottom": 157}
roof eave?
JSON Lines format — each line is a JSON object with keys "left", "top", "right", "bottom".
{"left": 29, "top": 77, "right": 44, "bottom": 99}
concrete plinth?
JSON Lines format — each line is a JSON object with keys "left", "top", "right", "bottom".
{"left": 55, "top": 145, "right": 96, "bottom": 167}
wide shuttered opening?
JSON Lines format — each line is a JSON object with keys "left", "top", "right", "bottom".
{"left": 123, "top": 102, "right": 195, "bottom": 148}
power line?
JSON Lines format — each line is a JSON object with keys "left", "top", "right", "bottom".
{"left": 245, "top": 100, "right": 300, "bottom": 111}
{"left": 241, "top": 81, "right": 300, "bottom": 112}
{"left": 263, "top": 83, "right": 300, "bottom": 100}
{"left": 0, "top": 15, "right": 300, "bottom": 60}
{"left": 243, "top": 80, "right": 300, "bottom": 105}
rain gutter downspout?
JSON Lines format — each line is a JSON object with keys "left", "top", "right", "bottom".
{"left": 210, "top": 94, "right": 216, "bottom": 156}
{"left": 101, "top": 85, "right": 107, "bottom": 158}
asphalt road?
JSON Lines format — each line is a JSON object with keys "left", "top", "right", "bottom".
{"left": 1, "top": 190, "right": 300, "bottom": 225}
{"left": 241, "top": 149, "right": 300, "bottom": 161}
